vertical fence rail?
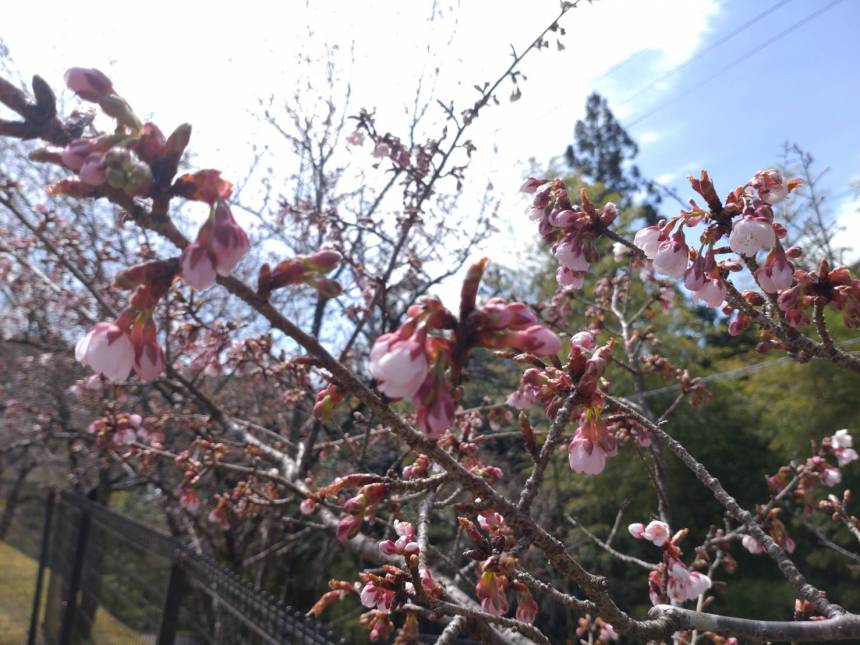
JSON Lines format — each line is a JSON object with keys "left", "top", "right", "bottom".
{"left": 23, "top": 490, "right": 339, "bottom": 645}
{"left": 26, "top": 489, "right": 55, "bottom": 645}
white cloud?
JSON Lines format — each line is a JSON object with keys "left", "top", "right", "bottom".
{"left": 833, "top": 192, "right": 860, "bottom": 264}
{"left": 639, "top": 131, "right": 663, "bottom": 145}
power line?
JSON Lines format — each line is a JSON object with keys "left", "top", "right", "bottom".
{"left": 617, "top": 0, "right": 794, "bottom": 108}
{"left": 641, "top": 336, "right": 860, "bottom": 399}
{"left": 623, "top": 0, "right": 845, "bottom": 130}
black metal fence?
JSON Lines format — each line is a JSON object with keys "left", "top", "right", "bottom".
{"left": 19, "top": 490, "right": 338, "bottom": 645}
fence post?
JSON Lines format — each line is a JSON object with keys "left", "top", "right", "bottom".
{"left": 58, "top": 501, "right": 91, "bottom": 645}
{"left": 156, "top": 562, "right": 187, "bottom": 645}
{"left": 26, "top": 490, "right": 56, "bottom": 645}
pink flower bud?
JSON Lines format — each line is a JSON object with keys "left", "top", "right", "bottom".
{"left": 511, "top": 325, "right": 562, "bottom": 356}
{"left": 570, "top": 331, "right": 596, "bottom": 351}
{"left": 300, "top": 498, "right": 317, "bottom": 515}
{"left": 210, "top": 202, "right": 250, "bottom": 276}
{"left": 75, "top": 322, "right": 134, "bottom": 383}
{"left": 652, "top": 233, "right": 689, "bottom": 278}
{"left": 336, "top": 513, "right": 362, "bottom": 543}
{"left": 180, "top": 241, "right": 218, "bottom": 291}
{"left": 634, "top": 226, "right": 662, "bottom": 259}
{"left": 519, "top": 177, "right": 546, "bottom": 193}
{"left": 369, "top": 333, "right": 429, "bottom": 400}
{"left": 133, "top": 334, "right": 166, "bottom": 381}
{"left": 64, "top": 67, "right": 114, "bottom": 102}
{"left": 729, "top": 217, "right": 776, "bottom": 257}
{"left": 306, "top": 249, "right": 342, "bottom": 274}
{"left": 628, "top": 523, "right": 645, "bottom": 539}
{"left": 79, "top": 152, "right": 107, "bottom": 186}
{"left": 415, "top": 390, "right": 455, "bottom": 438}
{"left": 741, "top": 534, "right": 763, "bottom": 554}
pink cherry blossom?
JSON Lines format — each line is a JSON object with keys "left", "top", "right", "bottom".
{"left": 360, "top": 583, "right": 394, "bottom": 610}
{"left": 820, "top": 467, "right": 841, "bottom": 487}
{"left": 755, "top": 251, "right": 795, "bottom": 293}
{"left": 692, "top": 278, "right": 726, "bottom": 308}
{"left": 369, "top": 333, "right": 429, "bottom": 400}
{"left": 516, "top": 589, "right": 538, "bottom": 624}
{"left": 569, "top": 431, "right": 607, "bottom": 475}
{"left": 741, "top": 535, "right": 764, "bottom": 554}
{"left": 652, "top": 234, "right": 689, "bottom": 278}
{"left": 832, "top": 429, "right": 858, "bottom": 466}
{"left": 729, "top": 217, "right": 776, "bottom": 257}
{"left": 180, "top": 241, "right": 218, "bottom": 291}
{"left": 210, "top": 202, "right": 250, "bottom": 275}
{"left": 634, "top": 521, "right": 669, "bottom": 546}
{"left": 556, "top": 266, "right": 586, "bottom": 289}
{"left": 750, "top": 169, "right": 789, "bottom": 204}
{"left": 476, "top": 571, "right": 508, "bottom": 616}
{"left": 666, "top": 559, "right": 711, "bottom": 602}
{"left": 634, "top": 226, "right": 662, "bottom": 259}
{"left": 75, "top": 322, "right": 135, "bottom": 383}
{"left": 554, "top": 238, "right": 590, "bottom": 271}
{"left": 571, "top": 331, "right": 596, "bottom": 351}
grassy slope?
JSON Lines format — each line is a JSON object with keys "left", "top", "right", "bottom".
{"left": 0, "top": 541, "right": 143, "bottom": 645}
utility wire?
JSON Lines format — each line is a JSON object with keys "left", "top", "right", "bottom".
{"left": 617, "top": 0, "right": 794, "bottom": 108}
{"left": 641, "top": 336, "right": 860, "bottom": 399}
{"left": 624, "top": 0, "right": 845, "bottom": 130}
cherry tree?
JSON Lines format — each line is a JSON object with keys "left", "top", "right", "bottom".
{"left": 2, "top": 4, "right": 860, "bottom": 643}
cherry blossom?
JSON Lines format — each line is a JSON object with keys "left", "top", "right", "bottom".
{"left": 652, "top": 232, "right": 689, "bottom": 278}
{"left": 369, "top": 332, "right": 429, "bottom": 400}
{"left": 75, "top": 322, "right": 135, "bottom": 383}
{"left": 729, "top": 217, "right": 776, "bottom": 257}
{"left": 628, "top": 520, "right": 671, "bottom": 547}
{"left": 666, "top": 559, "right": 712, "bottom": 602}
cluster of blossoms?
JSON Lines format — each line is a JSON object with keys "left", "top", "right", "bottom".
{"left": 457, "top": 511, "right": 538, "bottom": 622}
{"left": 631, "top": 169, "right": 802, "bottom": 315}
{"left": 778, "top": 260, "right": 860, "bottom": 329}
{"left": 743, "top": 429, "right": 859, "bottom": 553}
{"left": 178, "top": 179, "right": 250, "bottom": 291}
{"left": 59, "top": 68, "right": 251, "bottom": 383}
{"left": 369, "top": 262, "right": 560, "bottom": 437}
{"left": 76, "top": 259, "right": 177, "bottom": 383}
{"left": 521, "top": 178, "right": 617, "bottom": 288}
{"left": 509, "top": 330, "right": 624, "bottom": 476}
{"left": 311, "top": 519, "right": 440, "bottom": 641}
{"left": 629, "top": 520, "right": 713, "bottom": 604}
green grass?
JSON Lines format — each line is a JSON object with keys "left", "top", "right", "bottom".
{"left": 0, "top": 541, "right": 144, "bottom": 645}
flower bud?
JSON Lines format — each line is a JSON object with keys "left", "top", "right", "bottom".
{"left": 64, "top": 67, "right": 113, "bottom": 102}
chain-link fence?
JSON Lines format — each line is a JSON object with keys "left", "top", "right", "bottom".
{"left": 1, "top": 487, "right": 337, "bottom": 645}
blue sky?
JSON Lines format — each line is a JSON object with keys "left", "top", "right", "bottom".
{"left": 602, "top": 0, "right": 860, "bottom": 254}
